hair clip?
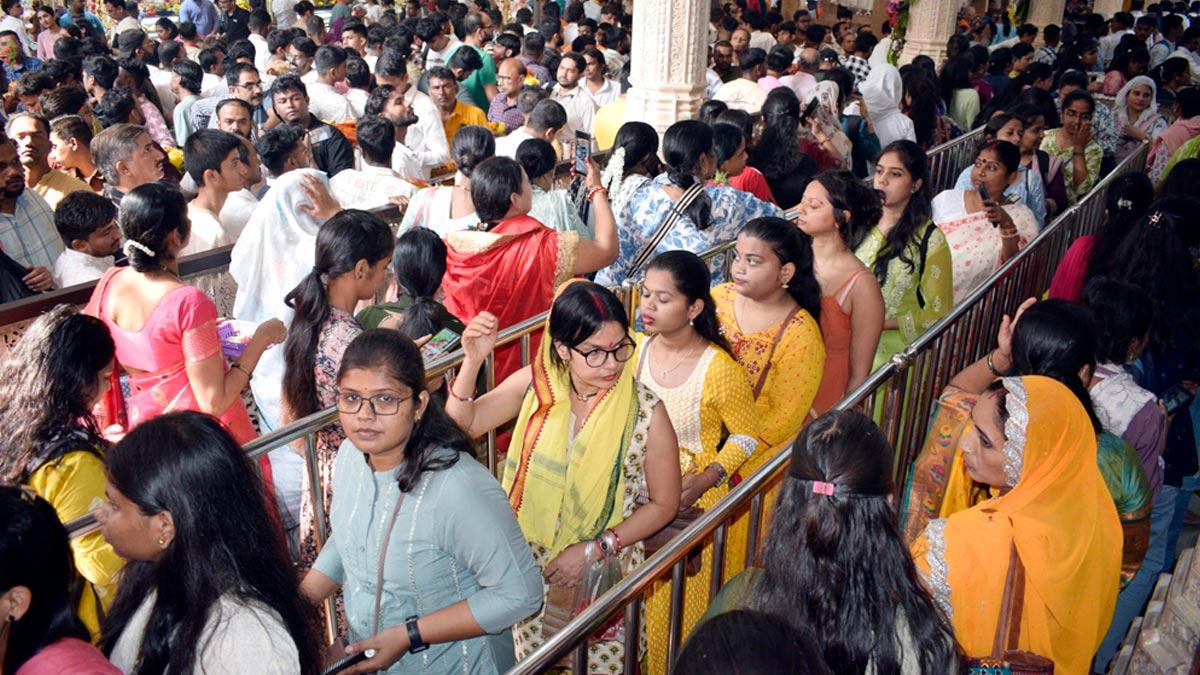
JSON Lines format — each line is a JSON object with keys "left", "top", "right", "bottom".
{"left": 1149, "top": 210, "right": 1163, "bottom": 227}
{"left": 1116, "top": 198, "right": 1132, "bottom": 210}
{"left": 811, "top": 481, "right": 836, "bottom": 496}
{"left": 123, "top": 239, "right": 156, "bottom": 258}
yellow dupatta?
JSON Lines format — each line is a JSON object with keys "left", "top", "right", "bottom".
{"left": 916, "top": 376, "right": 1122, "bottom": 675}
{"left": 501, "top": 291, "right": 639, "bottom": 560}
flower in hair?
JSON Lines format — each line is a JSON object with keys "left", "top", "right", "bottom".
{"left": 601, "top": 146, "right": 626, "bottom": 195}
{"left": 123, "top": 240, "right": 156, "bottom": 258}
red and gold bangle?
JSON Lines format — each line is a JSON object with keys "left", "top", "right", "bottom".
{"left": 586, "top": 186, "right": 608, "bottom": 202}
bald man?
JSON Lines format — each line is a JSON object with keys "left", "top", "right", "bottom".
{"left": 488, "top": 58, "right": 528, "bottom": 130}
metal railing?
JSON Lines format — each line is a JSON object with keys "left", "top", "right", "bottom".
{"left": 505, "top": 142, "right": 1149, "bottom": 674}
{"left": 925, "top": 127, "right": 986, "bottom": 195}
{"left": 58, "top": 120, "right": 995, "bottom": 658}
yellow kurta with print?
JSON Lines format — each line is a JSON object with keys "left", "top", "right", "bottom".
{"left": 632, "top": 336, "right": 762, "bottom": 675}
{"left": 27, "top": 450, "right": 124, "bottom": 639}
{"left": 711, "top": 282, "right": 825, "bottom": 581}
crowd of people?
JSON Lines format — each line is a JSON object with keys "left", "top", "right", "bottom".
{"left": 0, "top": 0, "right": 1198, "bottom": 673}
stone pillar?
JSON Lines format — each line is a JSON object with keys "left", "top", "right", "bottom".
{"left": 625, "top": 0, "right": 710, "bottom": 135}
{"left": 1027, "top": 0, "right": 1066, "bottom": 30}
{"left": 897, "top": 0, "right": 960, "bottom": 65}
{"left": 1092, "top": 0, "right": 1124, "bottom": 19}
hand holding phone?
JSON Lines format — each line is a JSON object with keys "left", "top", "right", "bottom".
{"left": 574, "top": 130, "right": 592, "bottom": 174}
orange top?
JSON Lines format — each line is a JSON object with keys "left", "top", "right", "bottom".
{"left": 812, "top": 270, "right": 865, "bottom": 415}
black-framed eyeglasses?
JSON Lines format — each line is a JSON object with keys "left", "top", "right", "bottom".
{"left": 571, "top": 340, "right": 635, "bottom": 368}
{"left": 335, "top": 391, "right": 413, "bottom": 416}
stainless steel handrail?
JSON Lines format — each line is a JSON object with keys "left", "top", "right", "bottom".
{"left": 504, "top": 141, "right": 1149, "bottom": 673}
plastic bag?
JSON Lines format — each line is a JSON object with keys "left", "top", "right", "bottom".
{"left": 574, "top": 555, "right": 624, "bottom": 642}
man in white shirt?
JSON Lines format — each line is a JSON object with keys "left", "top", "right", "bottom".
{"left": 417, "top": 15, "right": 462, "bottom": 70}
{"left": 52, "top": 191, "right": 120, "bottom": 288}
{"left": 345, "top": 57, "right": 371, "bottom": 118}
{"left": 218, "top": 132, "right": 261, "bottom": 240}
{"left": 1099, "top": 13, "right": 1134, "bottom": 67}
{"left": 580, "top": 48, "right": 620, "bottom": 107}
{"left": 180, "top": 129, "right": 249, "bottom": 257}
{"left": 104, "top": 0, "right": 141, "bottom": 45}
{"left": 307, "top": 45, "right": 356, "bottom": 122}
{"left": 0, "top": 0, "right": 33, "bottom": 57}
{"left": 713, "top": 48, "right": 769, "bottom": 113}
{"left": 494, "top": 98, "right": 566, "bottom": 158}
{"left": 1150, "top": 15, "right": 1185, "bottom": 69}
{"left": 747, "top": 15, "right": 776, "bottom": 52}
{"left": 248, "top": 10, "right": 271, "bottom": 72}
{"left": 551, "top": 53, "right": 597, "bottom": 143}
{"left": 287, "top": 34, "right": 318, "bottom": 83}
{"left": 363, "top": 83, "right": 424, "bottom": 180}
{"left": 1171, "top": 25, "right": 1200, "bottom": 83}
{"left": 330, "top": 115, "right": 418, "bottom": 210}
{"left": 373, "top": 46, "right": 450, "bottom": 178}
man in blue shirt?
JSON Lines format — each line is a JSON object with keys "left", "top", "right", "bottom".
{"left": 58, "top": 0, "right": 104, "bottom": 41}
{"left": 179, "top": 0, "right": 219, "bottom": 38}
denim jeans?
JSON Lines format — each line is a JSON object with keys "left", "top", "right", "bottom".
{"left": 1092, "top": 486, "right": 1176, "bottom": 672}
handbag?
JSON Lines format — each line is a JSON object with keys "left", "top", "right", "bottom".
{"left": 966, "top": 540, "right": 1055, "bottom": 675}
{"left": 322, "top": 491, "right": 407, "bottom": 671}
{"left": 625, "top": 182, "right": 706, "bottom": 280}
{"left": 0, "top": 249, "right": 35, "bottom": 304}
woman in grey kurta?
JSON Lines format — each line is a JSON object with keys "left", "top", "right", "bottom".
{"left": 301, "top": 329, "right": 543, "bottom": 674}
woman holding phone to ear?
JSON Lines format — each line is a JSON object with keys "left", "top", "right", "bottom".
{"left": 931, "top": 141, "right": 1038, "bottom": 303}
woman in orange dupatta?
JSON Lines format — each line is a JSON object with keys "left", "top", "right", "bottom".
{"left": 442, "top": 156, "right": 618, "bottom": 381}
{"left": 912, "top": 376, "right": 1122, "bottom": 675}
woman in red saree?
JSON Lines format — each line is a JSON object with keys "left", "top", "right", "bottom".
{"left": 84, "top": 183, "right": 286, "bottom": 444}
{"left": 442, "top": 155, "right": 618, "bottom": 380}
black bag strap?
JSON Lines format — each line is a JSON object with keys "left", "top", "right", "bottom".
{"left": 914, "top": 221, "right": 938, "bottom": 310}
{"left": 627, "top": 182, "right": 706, "bottom": 279}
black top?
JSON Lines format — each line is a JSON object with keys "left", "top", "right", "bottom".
{"left": 305, "top": 115, "right": 355, "bottom": 177}
{"left": 220, "top": 6, "right": 251, "bottom": 42}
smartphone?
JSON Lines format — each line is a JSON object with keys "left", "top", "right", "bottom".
{"left": 1162, "top": 384, "right": 1196, "bottom": 415}
{"left": 574, "top": 130, "right": 592, "bottom": 173}
{"left": 420, "top": 327, "right": 461, "bottom": 362}
{"left": 978, "top": 183, "right": 990, "bottom": 202}
{"left": 798, "top": 97, "right": 820, "bottom": 124}
{"left": 321, "top": 649, "right": 375, "bottom": 675}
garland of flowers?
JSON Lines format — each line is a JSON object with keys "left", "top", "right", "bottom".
{"left": 886, "top": 0, "right": 912, "bottom": 65}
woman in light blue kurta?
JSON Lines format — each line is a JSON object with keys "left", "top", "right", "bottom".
{"left": 301, "top": 329, "right": 543, "bottom": 675}
{"left": 594, "top": 120, "right": 781, "bottom": 287}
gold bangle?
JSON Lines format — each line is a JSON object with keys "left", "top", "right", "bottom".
{"left": 231, "top": 362, "right": 253, "bottom": 380}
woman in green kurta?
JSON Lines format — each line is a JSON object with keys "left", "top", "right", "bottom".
{"left": 854, "top": 141, "right": 955, "bottom": 367}
{"left": 301, "top": 330, "right": 543, "bottom": 674}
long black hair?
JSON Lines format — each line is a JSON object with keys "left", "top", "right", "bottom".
{"left": 0, "top": 306, "right": 114, "bottom": 483}
{"left": 749, "top": 87, "right": 804, "bottom": 182}
{"left": 1101, "top": 204, "right": 1200, "bottom": 354}
{"left": 939, "top": 55, "right": 973, "bottom": 110}
{"left": 740, "top": 216, "right": 822, "bottom": 323}
{"left": 607, "top": 120, "right": 660, "bottom": 175}
{"left": 1083, "top": 173, "right": 1154, "bottom": 281}
{"left": 865, "top": 140, "right": 932, "bottom": 285}
{"left": 1082, "top": 277, "right": 1153, "bottom": 365}
{"left": 752, "top": 410, "right": 960, "bottom": 674}
{"left": 0, "top": 486, "right": 92, "bottom": 674}
{"left": 813, "top": 169, "right": 882, "bottom": 245}
{"left": 1005, "top": 299, "right": 1104, "bottom": 432}
{"left": 645, "top": 250, "right": 732, "bottom": 354}
{"left": 336, "top": 329, "right": 475, "bottom": 491}
{"left": 120, "top": 182, "right": 190, "bottom": 273}
{"left": 99, "top": 412, "right": 319, "bottom": 675}
{"left": 661, "top": 119, "right": 714, "bottom": 231}
{"left": 282, "top": 210, "right": 393, "bottom": 421}
{"left": 901, "top": 69, "right": 941, "bottom": 148}
{"left": 393, "top": 227, "right": 452, "bottom": 340}
{"left": 673, "top": 609, "right": 830, "bottom": 675}
{"left": 547, "top": 281, "right": 629, "bottom": 370}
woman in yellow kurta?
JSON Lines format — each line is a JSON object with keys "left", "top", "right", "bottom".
{"left": 912, "top": 376, "right": 1122, "bottom": 674}
{"left": 634, "top": 251, "right": 762, "bottom": 675}
{"left": 712, "top": 217, "right": 825, "bottom": 580}
{"left": 0, "top": 307, "right": 124, "bottom": 638}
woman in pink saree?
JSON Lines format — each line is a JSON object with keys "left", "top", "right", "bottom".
{"left": 85, "top": 183, "right": 285, "bottom": 444}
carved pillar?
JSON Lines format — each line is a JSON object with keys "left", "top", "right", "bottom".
{"left": 625, "top": 0, "right": 710, "bottom": 135}
{"left": 1026, "top": 0, "right": 1066, "bottom": 30}
{"left": 898, "top": 0, "right": 960, "bottom": 65}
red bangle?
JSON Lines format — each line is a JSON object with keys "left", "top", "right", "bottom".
{"left": 608, "top": 528, "right": 622, "bottom": 553}
{"left": 586, "top": 186, "right": 608, "bottom": 202}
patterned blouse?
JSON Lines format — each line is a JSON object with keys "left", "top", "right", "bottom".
{"left": 594, "top": 173, "right": 781, "bottom": 287}
{"left": 854, "top": 220, "right": 955, "bottom": 347}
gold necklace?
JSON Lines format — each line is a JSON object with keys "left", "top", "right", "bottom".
{"left": 653, "top": 335, "right": 704, "bottom": 379}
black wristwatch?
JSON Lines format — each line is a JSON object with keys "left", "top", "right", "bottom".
{"left": 405, "top": 615, "right": 429, "bottom": 654}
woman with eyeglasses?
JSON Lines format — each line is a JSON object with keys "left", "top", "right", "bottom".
{"left": 300, "top": 329, "right": 543, "bottom": 674}
{"left": 1041, "top": 89, "right": 1103, "bottom": 205}
{"left": 445, "top": 281, "right": 682, "bottom": 671}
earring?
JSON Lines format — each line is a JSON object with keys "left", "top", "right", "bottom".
{"left": 688, "top": 318, "right": 694, "bottom": 326}
{"left": 158, "top": 536, "right": 166, "bottom": 547}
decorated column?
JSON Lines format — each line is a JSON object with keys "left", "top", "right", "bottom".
{"left": 898, "top": 0, "right": 960, "bottom": 65}
{"left": 625, "top": 0, "right": 710, "bottom": 135}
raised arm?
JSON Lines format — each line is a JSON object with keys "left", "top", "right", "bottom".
{"left": 444, "top": 312, "right": 533, "bottom": 437}
{"left": 948, "top": 297, "right": 1036, "bottom": 394}
{"left": 572, "top": 158, "right": 619, "bottom": 274}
